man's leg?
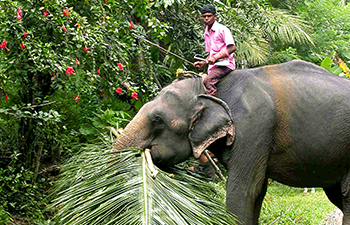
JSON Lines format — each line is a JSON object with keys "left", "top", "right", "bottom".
{"left": 203, "top": 66, "right": 232, "bottom": 96}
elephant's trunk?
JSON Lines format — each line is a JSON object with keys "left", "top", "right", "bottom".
{"left": 114, "top": 112, "right": 149, "bottom": 151}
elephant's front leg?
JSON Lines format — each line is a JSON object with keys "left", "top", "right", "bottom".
{"left": 226, "top": 147, "right": 269, "bottom": 225}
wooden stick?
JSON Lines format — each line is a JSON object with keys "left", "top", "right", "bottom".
{"left": 204, "top": 150, "right": 226, "bottom": 181}
{"left": 133, "top": 33, "right": 195, "bottom": 66}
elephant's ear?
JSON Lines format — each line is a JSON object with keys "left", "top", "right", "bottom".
{"left": 189, "top": 94, "right": 235, "bottom": 158}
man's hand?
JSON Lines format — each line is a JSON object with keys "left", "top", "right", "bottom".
{"left": 207, "top": 57, "right": 216, "bottom": 65}
{"left": 194, "top": 61, "right": 206, "bottom": 68}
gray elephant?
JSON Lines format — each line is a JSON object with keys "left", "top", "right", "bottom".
{"left": 115, "top": 60, "right": 350, "bottom": 224}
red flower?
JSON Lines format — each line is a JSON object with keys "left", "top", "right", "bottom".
{"left": 75, "top": 95, "right": 80, "bottom": 102}
{"left": 0, "top": 41, "right": 9, "bottom": 51}
{"left": 62, "top": 24, "right": 67, "bottom": 31}
{"left": 66, "top": 66, "right": 75, "bottom": 75}
{"left": 128, "top": 21, "right": 133, "bottom": 29}
{"left": 63, "top": 8, "right": 70, "bottom": 17}
{"left": 116, "top": 87, "right": 123, "bottom": 94}
{"left": 43, "top": 10, "right": 49, "bottom": 17}
{"left": 101, "top": 90, "right": 105, "bottom": 94}
{"left": 17, "top": 9, "right": 22, "bottom": 16}
{"left": 20, "top": 42, "right": 25, "bottom": 50}
{"left": 84, "top": 46, "right": 89, "bottom": 52}
{"left": 16, "top": 13, "right": 22, "bottom": 21}
{"left": 51, "top": 71, "right": 56, "bottom": 78}
{"left": 97, "top": 69, "right": 100, "bottom": 75}
{"left": 131, "top": 92, "right": 138, "bottom": 100}
{"left": 5, "top": 94, "right": 9, "bottom": 101}
{"left": 23, "top": 32, "right": 28, "bottom": 38}
{"left": 117, "top": 63, "right": 123, "bottom": 70}
{"left": 75, "top": 59, "right": 80, "bottom": 65}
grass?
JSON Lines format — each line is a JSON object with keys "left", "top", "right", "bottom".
{"left": 259, "top": 181, "right": 336, "bottom": 224}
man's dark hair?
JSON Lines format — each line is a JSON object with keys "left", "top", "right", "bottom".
{"left": 201, "top": 4, "right": 216, "bottom": 15}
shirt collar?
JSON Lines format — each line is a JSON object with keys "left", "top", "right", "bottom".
{"left": 205, "top": 21, "right": 218, "bottom": 36}
{"left": 211, "top": 21, "right": 219, "bottom": 31}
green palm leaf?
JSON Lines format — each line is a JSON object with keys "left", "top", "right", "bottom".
{"left": 236, "top": 32, "right": 269, "bottom": 66}
{"left": 263, "top": 9, "right": 314, "bottom": 45}
{"left": 50, "top": 141, "right": 238, "bottom": 225}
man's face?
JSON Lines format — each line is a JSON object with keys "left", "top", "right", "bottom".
{"left": 201, "top": 13, "right": 216, "bottom": 26}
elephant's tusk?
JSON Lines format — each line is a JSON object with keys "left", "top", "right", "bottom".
{"left": 144, "top": 149, "right": 158, "bottom": 179}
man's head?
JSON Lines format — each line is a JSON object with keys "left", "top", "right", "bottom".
{"left": 201, "top": 5, "right": 216, "bottom": 26}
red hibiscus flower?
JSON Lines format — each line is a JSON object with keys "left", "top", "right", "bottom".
{"left": 43, "top": 10, "right": 49, "bottom": 17}
{"left": 97, "top": 70, "right": 100, "bottom": 75}
{"left": 62, "top": 24, "right": 67, "bottom": 31}
{"left": 20, "top": 42, "right": 25, "bottom": 50}
{"left": 23, "top": 32, "right": 28, "bottom": 38}
{"left": 17, "top": 13, "right": 22, "bottom": 21}
{"left": 101, "top": 90, "right": 105, "bottom": 94}
{"left": 0, "top": 41, "right": 9, "bottom": 51}
{"left": 75, "top": 95, "right": 80, "bottom": 102}
{"left": 5, "top": 94, "right": 9, "bottom": 101}
{"left": 66, "top": 66, "right": 75, "bottom": 75}
{"left": 75, "top": 59, "right": 80, "bottom": 65}
{"left": 51, "top": 71, "right": 56, "bottom": 78}
{"left": 84, "top": 46, "right": 88, "bottom": 52}
{"left": 131, "top": 92, "right": 138, "bottom": 100}
{"left": 17, "top": 9, "right": 22, "bottom": 16}
{"left": 63, "top": 8, "right": 69, "bottom": 17}
{"left": 115, "top": 87, "right": 123, "bottom": 94}
{"left": 117, "top": 63, "right": 123, "bottom": 70}
{"left": 128, "top": 21, "right": 133, "bottom": 29}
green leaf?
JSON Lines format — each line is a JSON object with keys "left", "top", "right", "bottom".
{"left": 320, "top": 57, "right": 332, "bottom": 71}
{"left": 51, "top": 142, "right": 238, "bottom": 225}
{"left": 330, "top": 65, "right": 343, "bottom": 75}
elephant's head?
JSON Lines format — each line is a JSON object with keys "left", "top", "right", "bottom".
{"left": 114, "top": 77, "right": 235, "bottom": 167}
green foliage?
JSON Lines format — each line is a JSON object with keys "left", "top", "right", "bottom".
{"left": 0, "top": 0, "right": 349, "bottom": 222}
{"left": 51, "top": 143, "right": 237, "bottom": 225}
{"left": 266, "top": 47, "right": 300, "bottom": 65}
{"left": 297, "top": 0, "right": 350, "bottom": 63}
{"left": 79, "top": 108, "right": 131, "bottom": 140}
{"left": 0, "top": 151, "right": 53, "bottom": 223}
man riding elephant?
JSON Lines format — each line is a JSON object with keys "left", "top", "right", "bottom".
{"left": 115, "top": 59, "right": 350, "bottom": 224}
{"left": 192, "top": 4, "right": 236, "bottom": 179}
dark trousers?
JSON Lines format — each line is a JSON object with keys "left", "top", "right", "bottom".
{"left": 203, "top": 66, "right": 233, "bottom": 96}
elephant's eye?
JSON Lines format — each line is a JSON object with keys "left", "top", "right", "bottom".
{"left": 152, "top": 116, "right": 163, "bottom": 124}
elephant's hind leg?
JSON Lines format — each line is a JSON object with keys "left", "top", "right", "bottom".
{"left": 323, "top": 183, "right": 342, "bottom": 210}
{"left": 341, "top": 172, "right": 350, "bottom": 224}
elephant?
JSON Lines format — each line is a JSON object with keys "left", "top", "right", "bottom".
{"left": 114, "top": 60, "right": 350, "bottom": 224}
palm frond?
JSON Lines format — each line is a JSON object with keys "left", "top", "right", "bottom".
{"left": 50, "top": 141, "right": 238, "bottom": 225}
{"left": 236, "top": 33, "right": 269, "bottom": 67}
{"left": 263, "top": 9, "right": 314, "bottom": 45}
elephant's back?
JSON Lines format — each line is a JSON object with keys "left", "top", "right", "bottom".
{"left": 218, "top": 60, "right": 350, "bottom": 187}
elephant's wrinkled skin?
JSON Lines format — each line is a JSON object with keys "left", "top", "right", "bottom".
{"left": 115, "top": 60, "right": 350, "bottom": 224}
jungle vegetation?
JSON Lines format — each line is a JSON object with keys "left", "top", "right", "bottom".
{"left": 1, "top": 0, "right": 350, "bottom": 223}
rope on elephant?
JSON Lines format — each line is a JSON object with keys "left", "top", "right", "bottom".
{"left": 176, "top": 68, "right": 206, "bottom": 79}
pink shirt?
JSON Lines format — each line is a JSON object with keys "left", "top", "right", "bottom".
{"left": 204, "top": 21, "right": 235, "bottom": 72}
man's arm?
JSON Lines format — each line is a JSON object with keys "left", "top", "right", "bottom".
{"left": 227, "top": 44, "right": 236, "bottom": 55}
{"left": 208, "top": 44, "right": 235, "bottom": 64}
